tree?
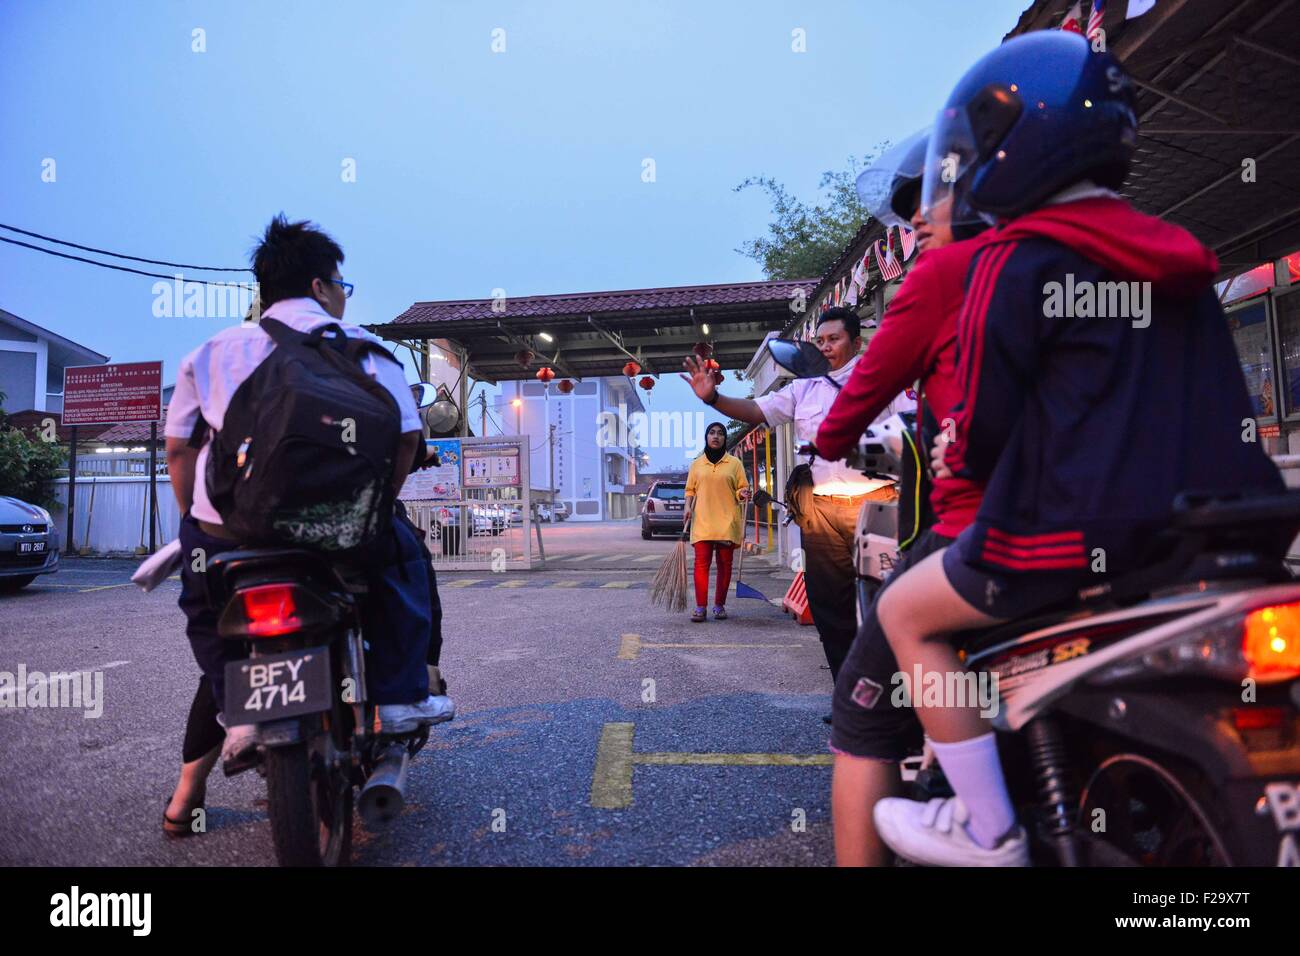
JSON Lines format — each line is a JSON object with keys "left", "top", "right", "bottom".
{"left": 0, "top": 394, "right": 65, "bottom": 509}
{"left": 734, "top": 149, "right": 887, "bottom": 281}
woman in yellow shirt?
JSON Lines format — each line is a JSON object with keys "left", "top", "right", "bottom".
{"left": 684, "top": 422, "right": 750, "bottom": 622}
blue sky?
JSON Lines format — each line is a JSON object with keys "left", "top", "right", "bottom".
{"left": 0, "top": 0, "right": 1030, "bottom": 467}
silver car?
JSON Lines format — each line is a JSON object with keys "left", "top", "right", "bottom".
{"left": 0, "top": 496, "right": 60, "bottom": 592}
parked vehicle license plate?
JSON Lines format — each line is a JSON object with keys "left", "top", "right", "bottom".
{"left": 17, "top": 541, "right": 46, "bottom": 553}
{"left": 224, "top": 647, "right": 332, "bottom": 726}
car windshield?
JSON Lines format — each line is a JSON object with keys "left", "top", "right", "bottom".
{"left": 652, "top": 484, "right": 686, "bottom": 500}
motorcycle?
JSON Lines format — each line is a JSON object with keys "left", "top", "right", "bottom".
{"left": 766, "top": 337, "right": 1300, "bottom": 866}
{"left": 202, "top": 381, "right": 445, "bottom": 867}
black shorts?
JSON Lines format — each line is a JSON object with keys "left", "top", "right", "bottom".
{"left": 942, "top": 530, "right": 1092, "bottom": 620}
{"left": 829, "top": 529, "right": 953, "bottom": 761}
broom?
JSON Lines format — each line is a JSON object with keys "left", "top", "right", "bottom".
{"left": 650, "top": 515, "right": 692, "bottom": 612}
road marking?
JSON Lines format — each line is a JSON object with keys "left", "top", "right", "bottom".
{"left": 634, "top": 554, "right": 662, "bottom": 563}
{"left": 589, "top": 722, "right": 832, "bottom": 809}
{"left": 565, "top": 553, "right": 604, "bottom": 562}
{"left": 616, "top": 632, "right": 800, "bottom": 662}
{"left": 444, "top": 579, "right": 484, "bottom": 588}
{"left": 599, "top": 581, "right": 633, "bottom": 589}
{"left": 78, "top": 583, "right": 136, "bottom": 593}
{"left": 551, "top": 580, "right": 582, "bottom": 588}
{"left": 0, "top": 660, "right": 130, "bottom": 705}
{"left": 598, "top": 553, "right": 633, "bottom": 562}
{"left": 493, "top": 579, "right": 528, "bottom": 588}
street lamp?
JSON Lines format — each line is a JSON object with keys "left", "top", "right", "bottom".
{"left": 510, "top": 396, "right": 522, "bottom": 435}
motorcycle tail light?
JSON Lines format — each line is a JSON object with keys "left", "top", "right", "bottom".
{"left": 240, "top": 584, "right": 302, "bottom": 637}
{"left": 1242, "top": 602, "right": 1300, "bottom": 678}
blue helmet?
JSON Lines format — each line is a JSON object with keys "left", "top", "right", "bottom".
{"left": 921, "top": 30, "right": 1137, "bottom": 226}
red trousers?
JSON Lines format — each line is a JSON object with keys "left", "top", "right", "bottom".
{"left": 693, "top": 541, "right": 735, "bottom": 608}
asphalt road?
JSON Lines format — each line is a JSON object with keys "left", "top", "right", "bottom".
{"left": 0, "top": 523, "right": 837, "bottom": 866}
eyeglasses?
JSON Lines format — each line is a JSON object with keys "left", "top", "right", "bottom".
{"left": 330, "top": 278, "right": 355, "bottom": 298}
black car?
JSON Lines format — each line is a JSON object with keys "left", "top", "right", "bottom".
{"left": 641, "top": 480, "right": 687, "bottom": 538}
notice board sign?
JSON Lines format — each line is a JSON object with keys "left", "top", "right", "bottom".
{"left": 463, "top": 442, "right": 521, "bottom": 488}
{"left": 399, "top": 439, "right": 462, "bottom": 501}
{"left": 62, "top": 361, "right": 163, "bottom": 426}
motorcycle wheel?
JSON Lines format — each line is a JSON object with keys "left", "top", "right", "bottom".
{"left": 1077, "top": 752, "right": 1232, "bottom": 866}
{"left": 265, "top": 737, "right": 353, "bottom": 867}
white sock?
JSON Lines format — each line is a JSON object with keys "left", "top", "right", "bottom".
{"left": 930, "top": 733, "right": 1017, "bottom": 849}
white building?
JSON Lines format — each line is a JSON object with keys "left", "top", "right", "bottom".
{"left": 498, "top": 376, "right": 645, "bottom": 521}
{"left": 0, "top": 308, "right": 108, "bottom": 413}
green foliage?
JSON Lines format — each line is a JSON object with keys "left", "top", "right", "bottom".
{"left": 0, "top": 400, "right": 64, "bottom": 509}
{"left": 734, "top": 149, "right": 886, "bottom": 281}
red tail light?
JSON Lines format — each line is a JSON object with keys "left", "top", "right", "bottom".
{"left": 240, "top": 584, "right": 302, "bottom": 637}
{"left": 646, "top": 499, "right": 656, "bottom": 513}
{"left": 1243, "top": 602, "right": 1300, "bottom": 677}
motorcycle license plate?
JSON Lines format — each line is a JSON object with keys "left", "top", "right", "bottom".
{"left": 224, "top": 647, "right": 332, "bottom": 726}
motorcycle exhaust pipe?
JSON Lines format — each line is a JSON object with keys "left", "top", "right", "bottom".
{"left": 358, "top": 744, "right": 410, "bottom": 827}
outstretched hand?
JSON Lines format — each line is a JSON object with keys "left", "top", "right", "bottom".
{"left": 680, "top": 355, "right": 718, "bottom": 403}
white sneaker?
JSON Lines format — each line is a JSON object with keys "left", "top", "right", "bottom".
{"left": 873, "top": 796, "right": 1030, "bottom": 867}
{"left": 377, "top": 694, "right": 456, "bottom": 734}
{"left": 220, "top": 723, "right": 259, "bottom": 776}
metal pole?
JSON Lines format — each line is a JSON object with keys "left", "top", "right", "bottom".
{"left": 548, "top": 422, "right": 556, "bottom": 523}
{"left": 66, "top": 425, "right": 78, "bottom": 552}
{"left": 480, "top": 392, "right": 487, "bottom": 437}
{"left": 149, "top": 421, "right": 158, "bottom": 553}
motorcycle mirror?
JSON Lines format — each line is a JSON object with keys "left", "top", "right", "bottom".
{"left": 411, "top": 381, "right": 439, "bottom": 409}
{"left": 767, "top": 339, "right": 830, "bottom": 379}
{"left": 422, "top": 399, "right": 459, "bottom": 434}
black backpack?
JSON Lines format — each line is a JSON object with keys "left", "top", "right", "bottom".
{"left": 199, "top": 318, "right": 404, "bottom": 554}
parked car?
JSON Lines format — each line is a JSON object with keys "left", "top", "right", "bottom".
{"left": 641, "top": 481, "right": 687, "bottom": 538}
{"left": 0, "top": 496, "right": 60, "bottom": 592}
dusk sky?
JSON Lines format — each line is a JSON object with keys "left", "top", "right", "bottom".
{"left": 1, "top": 0, "right": 1030, "bottom": 467}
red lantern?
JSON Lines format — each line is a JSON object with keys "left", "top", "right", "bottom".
{"left": 693, "top": 342, "right": 713, "bottom": 360}
{"left": 556, "top": 379, "right": 574, "bottom": 394}
{"left": 622, "top": 360, "right": 641, "bottom": 378}
{"left": 704, "top": 358, "right": 720, "bottom": 371}
{"left": 536, "top": 366, "right": 555, "bottom": 384}
{"left": 638, "top": 375, "right": 655, "bottom": 391}
{"left": 515, "top": 349, "right": 535, "bottom": 368}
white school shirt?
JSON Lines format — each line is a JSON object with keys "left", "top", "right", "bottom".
{"left": 164, "top": 297, "right": 421, "bottom": 525}
{"left": 753, "top": 354, "right": 914, "bottom": 496}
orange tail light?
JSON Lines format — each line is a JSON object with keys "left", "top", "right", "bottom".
{"left": 1242, "top": 602, "right": 1300, "bottom": 676}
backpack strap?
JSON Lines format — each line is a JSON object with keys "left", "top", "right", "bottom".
{"left": 342, "top": 336, "right": 403, "bottom": 368}
{"left": 260, "top": 317, "right": 348, "bottom": 352}
{"left": 188, "top": 412, "right": 210, "bottom": 450}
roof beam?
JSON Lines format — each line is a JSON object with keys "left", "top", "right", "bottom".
{"left": 493, "top": 321, "right": 582, "bottom": 381}
{"left": 587, "top": 316, "right": 655, "bottom": 374}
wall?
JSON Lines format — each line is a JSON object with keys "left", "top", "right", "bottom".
{"left": 48, "top": 476, "right": 180, "bottom": 555}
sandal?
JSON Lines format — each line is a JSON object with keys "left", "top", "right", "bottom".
{"left": 163, "top": 795, "right": 205, "bottom": 839}
{"left": 712, "top": 606, "right": 727, "bottom": 620}
{"left": 690, "top": 607, "right": 707, "bottom": 623}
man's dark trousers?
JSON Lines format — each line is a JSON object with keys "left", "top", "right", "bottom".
{"left": 796, "top": 492, "right": 869, "bottom": 683}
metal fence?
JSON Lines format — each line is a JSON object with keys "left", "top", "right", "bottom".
{"left": 401, "top": 435, "right": 535, "bottom": 571}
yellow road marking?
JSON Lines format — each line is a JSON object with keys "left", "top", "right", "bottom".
{"left": 617, "top": 633, "right": 800, "bottom": 662}
{"left": 493, "top": 579, "right": 527, "bottom": 588}
{"left": 551, "top": 580, "right": 582, "bottom": 588}
{"left": 599, "top": 581, "right": 633, "bottom": 589}
{"left": 444, "top": 579, "right": 483, "bottom": 588}
{"left": 589, "top": 722, "right": 831, "bottom": 809}
{"left": 78, "top": 583, "right": 135, "bottom": 593}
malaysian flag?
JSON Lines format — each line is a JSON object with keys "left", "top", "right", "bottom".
{"left": 874, "top": 237, "right": 903, "bottom": 282}
{"left": 1086, "top": 0, "right": 1105, "bottom": 40}
{"left": 1060, "top": 1, "right": 1084, "bottom": 33}
{"left": 899, "top": 225, "right": 918, "bottom": 260}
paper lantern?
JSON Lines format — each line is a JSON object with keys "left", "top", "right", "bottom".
{"left": 638, "top": 375, "right": 655, "bottom": 391}
{"left": 515, "top": 349, "right": 535, "bottom": 368}
{"left": 556, "top": 379, "right": 574, "bottom": 394}
{"left": 693, "top": 342, "right": 713, "bottom": 360}
{"left": 536, "top": 366, "right": 555, "bottom": 383}
{"left": 622, "top": 361, "right": 641, "bottom": 377}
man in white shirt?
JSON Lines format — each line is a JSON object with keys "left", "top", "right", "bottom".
{"left": 161, "top": 217, "right": 451, "bottom": 826}
{"left": 682, "top": 307, "right": 911, "bottom": 700}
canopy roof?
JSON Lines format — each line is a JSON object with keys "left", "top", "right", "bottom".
{"left": 1007, "top": 0, "right": 1300, "bottom": 274}
{"left": 371, "top": 279, "right": 816, "bottom": 383}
